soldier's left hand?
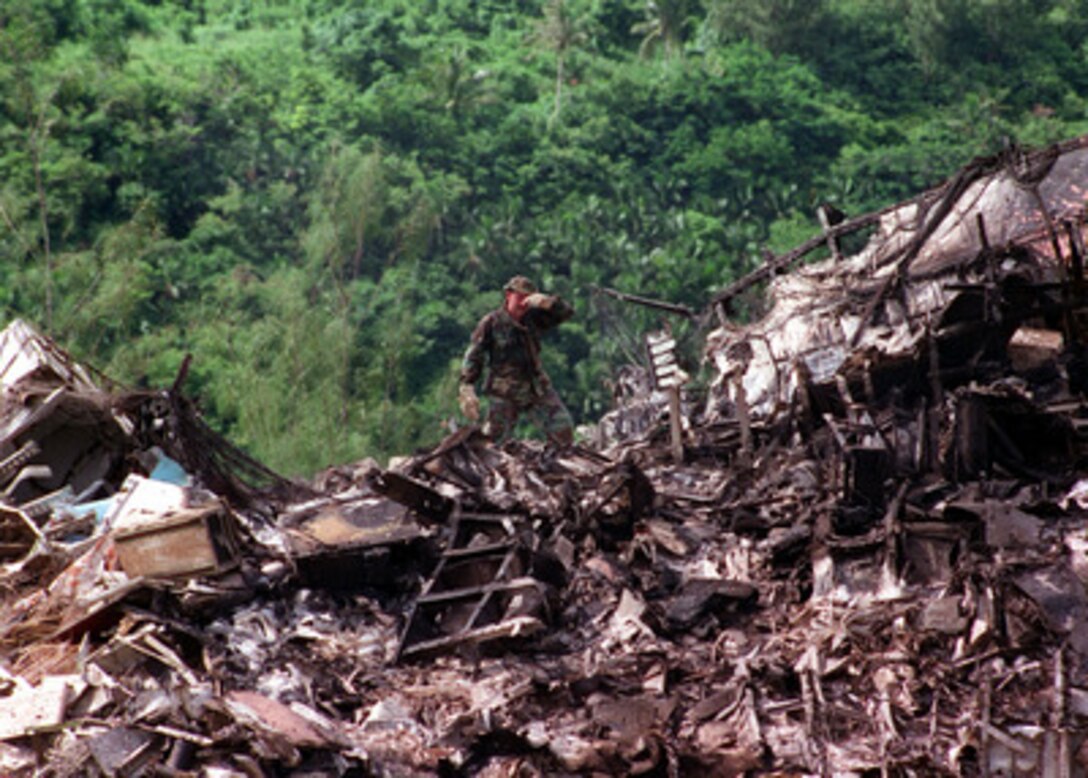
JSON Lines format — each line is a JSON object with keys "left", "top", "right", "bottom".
{"left": 459, "top": 383, "right": 480, "bottom": 421}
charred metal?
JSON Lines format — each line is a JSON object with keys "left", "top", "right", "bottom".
{"left": 4, "top": 138, "right": 1088, "bottom": 775}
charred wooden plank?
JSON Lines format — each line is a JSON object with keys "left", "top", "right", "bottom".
{"left": 367, "top": 469, "right": 455, "bottom": 524}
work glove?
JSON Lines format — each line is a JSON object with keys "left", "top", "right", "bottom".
{"left": 459, "top": 383, "right": 480, "bottom": 421}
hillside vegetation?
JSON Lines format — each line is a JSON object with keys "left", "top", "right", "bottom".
{"left": 2, "top": 0, "right": 1087, "bottom": 474}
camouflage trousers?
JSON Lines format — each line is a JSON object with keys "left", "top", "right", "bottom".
{"left": 483, "top": 384, "right": 574, "bottom": 447}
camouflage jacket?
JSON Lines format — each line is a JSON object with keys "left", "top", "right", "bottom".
{"left": 460, "top": 295, "right": 573, "bottom": 400}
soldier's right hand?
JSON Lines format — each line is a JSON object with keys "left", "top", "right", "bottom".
{"left": 459, "top": 383, "right": 480, "bottom": 421}
{"left": 524, "top": 293, "right": 553, "bottom": 310}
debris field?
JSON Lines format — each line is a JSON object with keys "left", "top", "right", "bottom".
{"left": 4, "top": 136, "right": 1088, "bottom": 776}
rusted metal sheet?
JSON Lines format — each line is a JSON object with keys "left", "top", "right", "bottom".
{"left": 223, "top": 690, "right": 344, "bottom": 749}
{"left": 112, "top": 504, "right": 240, "bottom": 579}
{"left": 286, "top": 498, "right": 428, "bottom": 591}
{"left": 367, "top": 469, "right": 455, "bottom": 523}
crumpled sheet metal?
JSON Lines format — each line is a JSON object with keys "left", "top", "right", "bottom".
{"left": 706, "top": 137, "right": 1088, "bottom": 420}
{"left": 0, "top": 385, "right": 130, "bottom": 512}
{"left": 4, "top": 424, "right": 1088, "bottom": 776}
{"left": 877, "top": 141, "right": 1088, "bottom": 276}
{"left": 0, "top": 319, "right": 100, "bottom": 395}
{"left": 707, "top": 272, "right": 952, "bottom": 417}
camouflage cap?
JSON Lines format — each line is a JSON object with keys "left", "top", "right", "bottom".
{"left": 504, "top": 275, "right": 537, "bottom": 294}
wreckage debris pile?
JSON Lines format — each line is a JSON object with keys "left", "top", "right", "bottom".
{"left": 4, "top": 137, "right": 1088, "bottom": 775}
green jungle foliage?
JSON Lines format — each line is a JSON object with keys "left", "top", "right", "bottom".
{"left": 2, "top": 0, "right": 1087, "bottom": 474}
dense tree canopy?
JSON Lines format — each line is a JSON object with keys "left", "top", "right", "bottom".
{"left": 2, "top": 0, "right": 1087, "bottom": 474}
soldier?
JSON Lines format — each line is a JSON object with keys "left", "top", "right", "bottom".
{"left": 459, "top": 275, "right": 575, "bottom": 447}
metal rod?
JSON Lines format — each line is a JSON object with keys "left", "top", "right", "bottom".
{"left": 594, "top": 286, "right": 695, "bottom": 318}
{"left": 668, "top": 386, "right": 684, "bottom": 463}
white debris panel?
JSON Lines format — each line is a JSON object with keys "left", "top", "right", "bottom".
{"left": 706, "top": 137, "right": 1088, "bottom": 420}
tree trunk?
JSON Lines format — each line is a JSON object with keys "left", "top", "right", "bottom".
{"left": 554, "top": 53, "right": 564, "bottom": 120}
{"left": 30, "top": 113, "right": 52, "bottom": 331}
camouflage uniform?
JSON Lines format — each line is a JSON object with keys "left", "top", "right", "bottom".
{"left": 460, "top": 295, "right": 575, "bottom": 446}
